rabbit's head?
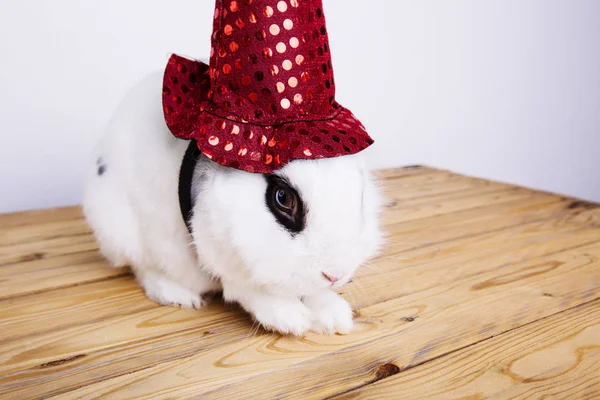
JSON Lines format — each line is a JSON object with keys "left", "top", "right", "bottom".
{"left": 191, "top": 153, "right": 383, "bottom": 298}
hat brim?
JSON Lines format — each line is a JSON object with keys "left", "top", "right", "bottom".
{"left": 163, "top": 54, "right": 374, "bottom": 173}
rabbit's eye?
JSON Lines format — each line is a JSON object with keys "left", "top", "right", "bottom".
{"left": 265, "top": 175, "right": 305, "bottom": 234}
{"left": 275, "top": 188, "right": 294, "bottom": 213}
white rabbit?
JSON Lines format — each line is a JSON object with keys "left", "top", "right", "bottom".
{"left": 83, "top": 70, "right": 384, "bottom": 336}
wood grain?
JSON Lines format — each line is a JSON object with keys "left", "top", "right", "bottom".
{"left": 55, "top": 242, "right": 599, "bottom": 400}
{"left": 334, "top": 300, "right": 600, "bottom": 400}
{"left": 0, "top": 167, "right": 598, "bottom": 399}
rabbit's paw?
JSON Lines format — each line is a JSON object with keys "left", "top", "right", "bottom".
{"left": 304, "top": 290, "right": 354, "bottom": 335}
{"left": 252, "top": 298, "right": 313, "bottom": 336}
{"left": 141, "top": 273, "right": 208, "bottom": 309}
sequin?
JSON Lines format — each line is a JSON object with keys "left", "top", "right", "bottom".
{"left": 295, "top": 54, "right": 304, "bottom": 65}
{"left": 270, "top": 65, "right": 280, "bottom": 76}
{"left": 276, "top": 82, "right": 285, "bottom": 93}
{"left": 263, "top": 47, "right": 273, "bottom": 58}
{"left": 223, "top": 64, "right": 232, "bottom": 74}
{"left": 263, "top": 6, "right": 273, "bottom": 17}
{"left": 268, "top": 138, "right": 277, "bottom": 147}
{"left": 260, "top": 135, "right": 268, "bottom": 145}
{"left": 303, "top": 148, "right": 312, "bottom": 156}
{"left": 282, "top": 60, "right": 292, "bottom": 70}
{"left": 290, "top": 0, "right": 299, "bottom": 7}
{"left": 238, "top": 147, "right": 248, "bottom": 156}
{"left": 290, "top": 37, "right": 299, "bottom": 48}
{"left": 301, "top": 71, "right": 310, "bottom": 82}
{"left": 244, "top": 130, "right": 254, "bottom": 139}
{"left": 248, "top": 12, "right": 258, "bottom": 23}
{"left": 236, "top": 18, "right": 245, "bottom": 29}
{"left": 288, "top": 77, "right": 298, "bottom": 87}
{"left": 277, "top": 1, "right": 288, "bottom": 12}
{"left": 235, "top": 59, "right": 244, "bottom": 69}
{"left": 203, "top": 150, "right": 213, "bottom": 159}
{"left": 250, "top": 151, "right": 261, "bottom": 161}
{"left": 230, "top": 1, "right": 239, "bottom": 12}
{"left": 229, "top": 42, "right": 239, "bottom": 52}
{"left": 283, "top": 19, "right": 293, "bottom": 30}
{"left": 294, "top": 93, "right": 303, "bottom": 104}
{"left": 241, "top": 75, "right": 252, "bottom": 86}
{"left": 231, "top": 125, "right": 240, "bottom": 134}
{"left": 281, "top": 98, "right": 291, "bottom": 109}
{"left": 224, "top": 142, "right": 234, "bottom": 151}
{"left": 276, "top": 42, "right": 286, "bottom": 53}
{"left": 270, "top": 24, "right": 280, "bottom": 36}
{"left": 248, "top": 92, "right": 258, "bottom": 103}
{"left": 255, "top": 30, "right": 267, "bottom": 41}
{"left": 224, "top": 23, "right": 235, "bottom": 35}
{"left": 241, "top": 35, "right": 251, "bottom": 46}
{"left": 265, "top": 154, "right": 273, "bottom": 164}
{"left": 208, "top": 136, "right": 219, "bottom": 146}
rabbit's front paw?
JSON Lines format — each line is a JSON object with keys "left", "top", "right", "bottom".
{"left": 304, "top": 291, "right": 354, "bottom": 335}
{"left": 252, "top": 298, "right": 313, "bottom": 336}
{"left": 140, "top": 273, "right": 209, "bottom": 309}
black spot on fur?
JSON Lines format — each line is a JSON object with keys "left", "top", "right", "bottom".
{"left": 96, "top": 157, "right": 107, "bottom": 176}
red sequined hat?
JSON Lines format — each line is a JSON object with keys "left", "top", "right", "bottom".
{"left": 162, "top": 0, "right": 374, "bottom": 173}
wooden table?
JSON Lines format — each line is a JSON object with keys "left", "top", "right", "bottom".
{"left": 1, "top": 166, "right": 599, "bottom": 399}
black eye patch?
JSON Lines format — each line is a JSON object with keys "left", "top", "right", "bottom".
{"left": 264, "top": 174, "right": 306, "bottom": 235}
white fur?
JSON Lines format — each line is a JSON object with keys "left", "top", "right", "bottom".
{"left": 83, "top": 71, "right": 384, "bottom": 335}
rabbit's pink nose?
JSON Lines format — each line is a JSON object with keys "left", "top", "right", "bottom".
{"left": 322, "top": 272, "right": 340, "bottom": 283}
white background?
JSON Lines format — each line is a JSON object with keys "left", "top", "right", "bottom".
{"left": 1, "top": 0, "right": 599, "bottom": 213}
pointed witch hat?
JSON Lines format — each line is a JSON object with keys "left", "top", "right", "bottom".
{"left": 162, "top": 0, "right": 374, "bottom": 173}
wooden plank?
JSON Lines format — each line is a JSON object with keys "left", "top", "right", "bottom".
{"left": 383, "top": 186, "right": 536, "bottom": 227}
{"left": 0, "top": 191, "right": 597, "bottom": 397}
{"left": 374, "top": 194, "right": 570, "bottom": 258}
{"left": 53, "top": 242, "right": 600, "bottom": 399}
{"left": 350, "top": 215, "right": 600, "bottom": 308}
{"left": 0, "top": 232, "right": 98, "bottom": 267}
{"left": 0, "top": 251, "right": 128, "bottom": 300}
{"left": 334, "top": 300, "right": 600, "bottom": 400}
{"left": 0, "top": 277, "right": 148, "bottom": 343}
{"left": 0, "top": 206, "right": 82, "bottom": 230}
